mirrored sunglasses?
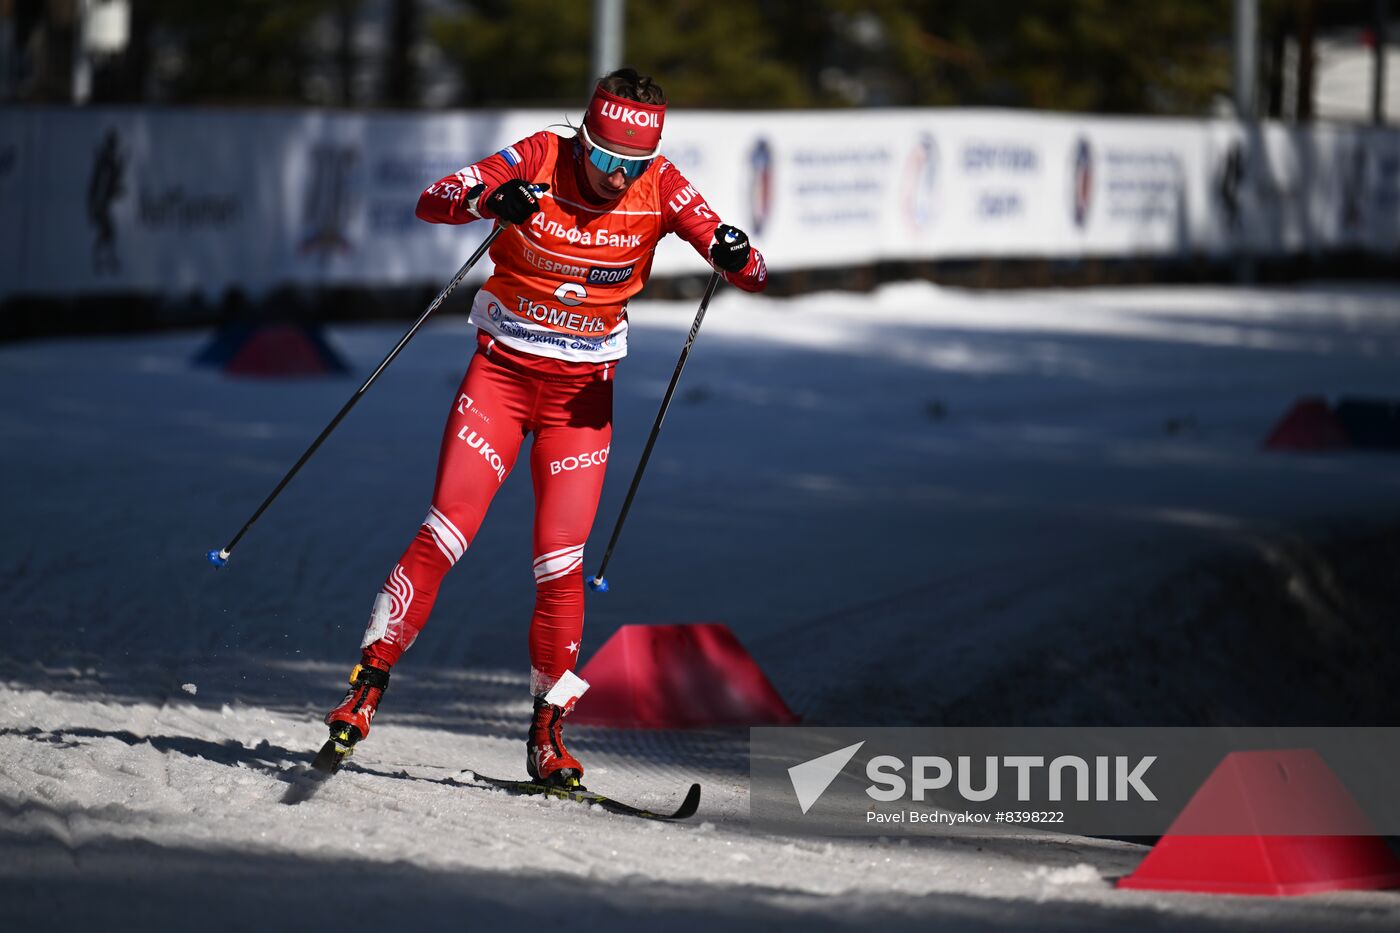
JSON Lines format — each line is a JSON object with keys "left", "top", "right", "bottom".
{"left": 580, "top": 125, "right": 656, "bottom": 179}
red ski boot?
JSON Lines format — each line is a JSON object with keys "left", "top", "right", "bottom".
{"left": 526, "top": 697, "right": 584, "bottom": 788}
{"left": 314, "top": 659, "right": 390, "bottom": 772}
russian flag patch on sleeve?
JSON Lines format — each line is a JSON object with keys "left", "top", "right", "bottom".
{"left": 497, "top": 146, "right": 521, "bottom": 166}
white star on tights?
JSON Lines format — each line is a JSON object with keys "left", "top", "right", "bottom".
{"left": 566, "top": 640, "right": 579, "bottom": 655}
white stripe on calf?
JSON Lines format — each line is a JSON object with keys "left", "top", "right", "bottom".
{"left": 424, "top": 507, "right": 467, "bottom": 565}
{"left": 533, "top": 544, "right": 584, "bottom": 584}
{"left": 535, "top": 557, "right": 582, "bottom": 584}
{"left": 430, "top": 506, "right": 467, "bottom": 552}
{"left": 533, "top": 543, "right": 583, "bottom": 566}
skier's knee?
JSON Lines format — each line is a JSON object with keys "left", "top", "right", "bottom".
{"left": 533, "top": 543, "right": 584, "bottom": 585}
{"left": 421, "top": 506, "right": 468, "bottom": 566}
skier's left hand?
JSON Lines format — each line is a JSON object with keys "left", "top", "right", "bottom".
{"left": 710, "top": 224, "right": 751, "bottom": 273}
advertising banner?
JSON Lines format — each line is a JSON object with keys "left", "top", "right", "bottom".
{"left": 27, "top": 110, "right": 262, "bottom": 297}
{"left": 1, "top": 105, "right": 1396, "bottom": 304}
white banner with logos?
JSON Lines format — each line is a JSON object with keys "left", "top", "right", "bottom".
{"left": 1, "top": 105, "right": 1396, "bottom": 302}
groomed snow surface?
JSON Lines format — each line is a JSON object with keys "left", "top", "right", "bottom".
{"left": 4, "top": 280, "right": 1400, "bottom": 931}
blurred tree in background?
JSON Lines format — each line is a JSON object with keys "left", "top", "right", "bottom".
{"left": 144, "top": 0, "right": 341, "bottom": 103}
{"left": 431, "top": 0, "right": 1234, "bottom": 112}
{"left": 1, "top": 0, "right": 1383, "bottom": 117}
{"left": 428, "top": 0, "right": 809, "bottom": 107}
{"left": 861, "top": 0, "right": 1232, "bottom": 112}
{"left": 430, "top": 0, "right": 591, "bottom": 106}
{"left": 93, "top": 0, "right": 349, "bottom": 104}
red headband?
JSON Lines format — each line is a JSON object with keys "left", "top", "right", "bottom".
{"left": 584, "top": 85, "right": 665, "bottom": 154}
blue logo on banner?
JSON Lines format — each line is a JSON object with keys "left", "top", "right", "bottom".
{"left": 903, "top": 134, "right": 940, "bottom": 233}
{"left": 1216, "top": 141, "right": 1245, "bottom": 232}
{"left": 748, "top": 138, "right": 773, "bottom": 235}
{"left": 301, "top": 143, "right": 357, "bottom": 255}
{"left": 1071, "top": 138, "right": 1093, "bottom": 229}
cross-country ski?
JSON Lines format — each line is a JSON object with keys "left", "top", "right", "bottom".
{"left": 456, "top": 771, "right": 702, "bottom": 821}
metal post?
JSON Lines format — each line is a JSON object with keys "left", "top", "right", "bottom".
{"left": 1297, "top": 0, "right": 1316, "bottom": 122}
{"left": 338, "top": 0, "right": 355, "bottom": 107}
{"left": 591, "top": 0, "right": 624, "bottom": 81}
{"left": 71, "top": 0, "right": 91, "bottom": 104}
{"left": 1375, "top": 0, "right": 1390, "bottom": 125}
{"left": 1233, "top": 0, "right": 1258, "bottom": 284}
{"left": 0, "top": 8, "right": 12, "bottom": 101}
{"left": 1234, "top": 0, "right": 1258, "bottom": 119}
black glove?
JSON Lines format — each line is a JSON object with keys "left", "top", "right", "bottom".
{"left": 710, "top": 223, "right": 751, "bottom": 273}
{"left": 484, "top": 179, "right": 547, "bottom": 224}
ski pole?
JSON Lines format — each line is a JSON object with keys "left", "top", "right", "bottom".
{"left": 206, "top": 224, "right": 504, "bottom": 569}
{"left": 588, "top": 270, "right": 724, "bottom": 593}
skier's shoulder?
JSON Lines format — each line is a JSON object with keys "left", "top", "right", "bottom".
{"left": 654, "top": 153, "right": 681, "bottom": 178}
{"left": 494, "top": 129, "right": 569, "bottom": 171}
{"left": 657, "top": 154, "right": 703, "bottom": 190}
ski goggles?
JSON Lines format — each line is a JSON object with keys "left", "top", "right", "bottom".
{"left": 580, "top": 124, "right": 656, "bottom": 179}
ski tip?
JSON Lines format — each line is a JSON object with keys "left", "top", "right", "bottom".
{"left": 675, "top": 783, "right": 702, "bottom": 819}
{"left": 206, "top": 549, "right": 229, "bottom": 569}
{"left": 587, "top": 575, "right": 609, "bottom": 593}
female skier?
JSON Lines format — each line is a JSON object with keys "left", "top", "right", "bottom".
{"left": 321, "top": 68, "right": 768, "bottom": 787}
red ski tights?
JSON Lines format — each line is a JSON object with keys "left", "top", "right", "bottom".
{"left": 358, "top": 339, "right": 613, "bottom": 695}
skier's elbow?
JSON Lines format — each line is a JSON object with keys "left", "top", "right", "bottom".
{"left": 415, "top": 191, "right": 444, "bottom": 223}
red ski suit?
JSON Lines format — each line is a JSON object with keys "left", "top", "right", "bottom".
{"left": 358, "top": 130, "right": 767, "bottom": 695}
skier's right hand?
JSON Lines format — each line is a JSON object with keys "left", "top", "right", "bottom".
{"left": 483, "top": 179, "right": 548, "bottom": 225}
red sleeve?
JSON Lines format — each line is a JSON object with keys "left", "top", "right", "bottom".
{"left": 658, "top": 161, "right": 768, "bottom": 293}
{"left": 415, "top": 131, "right": 554, "bottom": 224}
